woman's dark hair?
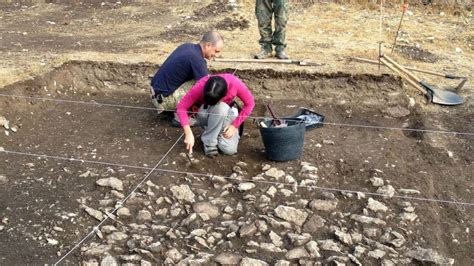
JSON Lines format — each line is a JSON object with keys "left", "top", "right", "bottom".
{"left": 203, "top": 76, "right": 227, "bottom": 108}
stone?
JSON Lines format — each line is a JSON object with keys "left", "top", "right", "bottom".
{"left": 287, "top": 233, "right": 312, "bottom": 246}
{"left": 398, "top": 188, "right": 421, "bottom": 194}
{"left": 348, "top": 254, "right": 362, "bottom": 266}
{"left": 107, "top": 232, "right": 128, "bottom": 242}
{"left": 368, "top": 249, "right": 386, "bottom": 259}
{"left": 223, "top": 206, "right": 234, "bottom": 214}
{"left": 240, "top": 257, "right": 268, "bottom": 266}
{"left": 80, "top": 170, "right": 98, "bottom": 178}
{"left": 322, "top": 139, "right": 335, "bottom": 145}
{"left": 265, "top": 168, "right": 285, "bottom": 180}
{"left": 364, "top": 228, "right": 380, "bottom": 238}
{"left": 269, "top": 231, "right": 283, "bottom": 247}
{"left": 96, "top": 177, "right": 123, "bottom": 191}
{"left": 370, "top": 176, "right": 384, "bottom": 187}
{"left": 238, "top": 182, "right": 256, "bottom": 192}
{"left": 119, "top": 254, "right": 142, "bottom": 262}
{"left": 385, "top": 106, "right": 410, "bottom": 118}
{"left": 280, "top": 189, "right": 294, "bottom": 197}
{"left": 303, "top": 214, "right": 326, "bottom": 233}
{"left": 83, "top": 244, "right": 111, "bottom": 257}
{"left": 388, "top": 231, "right": 406, "bottom": 248}
{"left": 260, "top": 243, "right": 284, "bottom": 253}
{"left": 84, "top": 206, "right": 104, "bottom": 221}
{"left": 236, "top": 161, "right": 248, "bottom": 167}
{"left": 47, "top": 238, "right": 59, "bottom": 246}
{"left": 350, "top": 214, "right": 386, "bottom": 225}
{"left": 305, "top": 241, "right": 321, "bottom": 258}
{"left": 140, "top": 260, "right": 152, "bottom": 266}
{"left": 284, "top": 175, "right": 296, "bottom": 184}
{"left": 266, "top": 186, "right": 278, "bottom": 197}
{"left": 214, "top": 253, "right": 242, "bottom": 264}
{"left": 137, "top": 210, "right": 152, "bottom": 222}
{"left": 405, "top": 247, "right": 454, "bottom": 265}
{"left": 147, "top": 241, "right": 163, "bottom": 253}
{"left": 351, "top": 232, "right": 363, "bottom": 243}
{"left": 256, "top": 220, "right": 269, "bottom": 233}
{"left": 381, "top": 259, "right": 396, "bottom": 266}
{"left": 354, "top": 245, "right": 366, "bottom": 257}
{"left": 170, "top": 185, "right": 195, "bottom": 203}
{"left": 300, "top": 162, "right": 318, "bottom": 173}
{"left": 239, "top": 222, "right": 257, "bottom": 237}
{"left": 100, "top": 254, "right": 118, "bottom": 266}
{"left": 0, "top": 175, "right": 7, "bottom": 185}
{"left": 274, "top": 260, "right": 291, "bottom": 266}
{"left": 82, "top": 259, "right": 99, "bottom": 266}
{"left": 155, "top": 208, "right": 168, "bottom": 217}
{"left": 247, "top": 240, "right": 260, "bottom": 248}
{"left": 285, "top": 247, "right": 310, "bottom": 260}
{"left": 0, "top": 116, "right": 9, "bottom": 129}
{"left": 195, "top": 236, "right": 209, "bottom": 248}
{"left": 399, "top": 212, "right": 418, "bottom": 222}
{"left": 377, "top": 185, "right": 395, "bottom": 198}
{"left": 334, "top": 230, "right": 352, "bottom": 245}
{"left": 317, "top": 239, "right": 341, "bottom": 252}
{"left": 212, "top": 175, "right": 227, "bottom": 184}
{"left": 193, "top": 202, "right": 220, "bottom": 219}
{"left": 165, "top": 248, "right": 183, "bottom": 263}
{"left": 274, "top": 205, "right": 308, "bottom": 227}
{"left": 308, "top": 200, "right": 337, "bottom": 211}
{"left": 367, "top": 198, "right": 388, "bottom": 212}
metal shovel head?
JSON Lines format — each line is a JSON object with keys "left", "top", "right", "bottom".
{"left": 420, "top": 81, "right": 464, "bottom": 106}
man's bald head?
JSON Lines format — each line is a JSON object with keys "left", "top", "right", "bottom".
{"left": 200, "top": 31, "right": 224, "bottom": 60}
{"left": 200, "top": 31, "right": 224, "bottom": 46}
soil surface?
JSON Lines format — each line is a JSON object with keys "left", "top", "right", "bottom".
{"left": 0, "top": 0, "right": 473, "bottom": 265}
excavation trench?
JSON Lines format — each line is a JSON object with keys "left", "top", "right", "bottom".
{"left": 0, "top": 61, "right": 472, "bottom": 264}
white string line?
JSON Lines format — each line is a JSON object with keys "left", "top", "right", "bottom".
{"left": 53, "top": 133, "right": 184, "bottom": 265}
{"left": 1, "top": 149, "right": 473, "bottom": 207}
{"left": 1, "top": 93, "right": 473, "bottom": 136}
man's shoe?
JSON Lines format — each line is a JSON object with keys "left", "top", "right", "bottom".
{"left": 276, "top": 50, "right": 289, "bottom": 60}
{"left": 254, "top": 48, "right": 272, "bottom": 59}
{"left": 171, "top": 113, "right": 197, "bottom": 128}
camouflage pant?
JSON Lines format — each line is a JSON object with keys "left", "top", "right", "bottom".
{"left": 255, "top": 0, "right": 289, "bottom": 52}
{"left": 150, "top": 81, "right": 194, "bottom": 114}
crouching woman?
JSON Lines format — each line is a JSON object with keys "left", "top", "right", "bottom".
{"left": 176, "top": 74, "right": 255, "bottom": 156}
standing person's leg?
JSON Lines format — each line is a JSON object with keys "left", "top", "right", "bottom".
{"left": 273, "top": 0, "right": 289, "bottom": 59}
{"left": 255, "top": 0, "right": 273, "bottom": 59}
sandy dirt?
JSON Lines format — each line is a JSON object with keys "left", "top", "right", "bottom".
{"left": 0, "top": 0, "right": 473, "bottom": 265}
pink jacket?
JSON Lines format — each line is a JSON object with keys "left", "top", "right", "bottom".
{"left": 177, "top": 74, "right": 255, "bottom": 128}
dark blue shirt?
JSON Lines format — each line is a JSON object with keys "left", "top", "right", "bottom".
{"left": 151, "top": 43, "right": 208, "bottom": 96}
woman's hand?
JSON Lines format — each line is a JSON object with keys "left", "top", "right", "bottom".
{"left": 183, "top": 126, "right": 194, "bottom": 153}
{"left": 223, "top": 125, "right": 237, "bottom": 139}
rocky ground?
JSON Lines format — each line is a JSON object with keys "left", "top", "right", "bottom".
{"left": 0, "top": 0, "right": 473, "bottom": 265}
{"left": 74, "top": 162, "right": 458, "bottom": 265}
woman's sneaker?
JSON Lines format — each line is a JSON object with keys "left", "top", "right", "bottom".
{"left": 204, "top": 144, "right": 218, "bottom": 157}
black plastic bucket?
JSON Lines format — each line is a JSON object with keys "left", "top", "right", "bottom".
{"left": 259, "top": 119, "right": 305, "bottom": 161}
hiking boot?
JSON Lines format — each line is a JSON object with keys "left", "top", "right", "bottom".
{"left": 276, "top": 50, "right": 289, "bottom": 60}
{"left": 171, "top": 113, "right": 197, "bottom": 128}
{"left": 254, "top": 48, "right": 272, "bottom": 59}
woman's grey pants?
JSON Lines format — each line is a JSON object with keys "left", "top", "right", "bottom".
{"left": 196, "top": 102, "right": 240, "bottom": 155}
